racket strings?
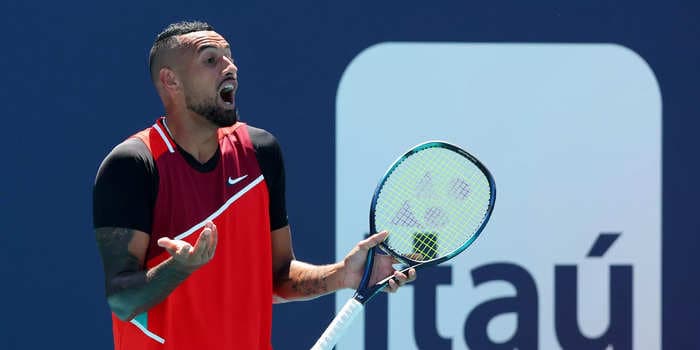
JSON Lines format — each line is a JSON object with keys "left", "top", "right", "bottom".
{"left": 374, "top": 146, "right": 492, "bottom": 261}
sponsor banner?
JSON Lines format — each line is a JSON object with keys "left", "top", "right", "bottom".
{"left": 335, "top": 43, "right": 661, "bottom": 349}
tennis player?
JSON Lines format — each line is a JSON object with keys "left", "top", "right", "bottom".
{"left": 92, "top": 21, "right": 415, "bottom": 350}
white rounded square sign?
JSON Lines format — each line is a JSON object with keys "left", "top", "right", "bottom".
{"left": 335, "top": 43, "right": 661, "bottom": 349}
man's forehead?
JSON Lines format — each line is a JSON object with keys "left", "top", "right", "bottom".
{"left": 177, "top": 31, "right": 230, "bottom": 50}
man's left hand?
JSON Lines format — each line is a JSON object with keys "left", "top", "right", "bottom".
{"left": 341, "top": 231, "right": 417, "bottom": 293}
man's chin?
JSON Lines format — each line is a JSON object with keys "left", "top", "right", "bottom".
{"left": 209, "top": 109, "right": 238, "bottom": 127}
{"left": 213, "top": 119, "right": 236, "bottom": 127}
{"left": 186, "top": 103, "right": 239, "bottom": 128}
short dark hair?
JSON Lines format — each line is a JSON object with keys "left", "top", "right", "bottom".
{"left": 148, "top": 21, "right": 215, "bottom": 81}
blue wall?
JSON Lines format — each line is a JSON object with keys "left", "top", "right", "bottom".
{"left": 0, "top": 0, "right": 697, "bottom": 348}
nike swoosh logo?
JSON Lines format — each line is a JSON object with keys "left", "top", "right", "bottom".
{"left": 227, "top": 175, "right": 248, "bottom": 186}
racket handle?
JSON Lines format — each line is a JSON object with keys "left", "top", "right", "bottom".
{"left": 310, "top": 298, "right": 364, "bottom": 350}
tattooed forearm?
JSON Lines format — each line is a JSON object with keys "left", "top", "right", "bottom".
{"left": 111, "top": 259, "right": 191, "bottom": 320}
{"left": 275, "top": 260, "right": 343, "bottom": 301}
{"left": 96, "top": 227, "right": 193, "bottom": 321}
{"left": 291, "top": 269, "right": 330, "bottom": 296}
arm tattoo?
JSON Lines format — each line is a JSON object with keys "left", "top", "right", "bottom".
{"left": 96, "top": 227, "right": 192, "bottom": 320}
{"left": 284, "top": 262, "right": 339, "bottom": 298}
{"left": 96, "top": 227, "right": 146, "bottom": 295}
{"left": 291, "top": 270, "right": 330, "bottom": 296}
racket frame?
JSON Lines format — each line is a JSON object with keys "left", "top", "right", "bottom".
{"left": 353, "top": 140, "right": 496, "bottom": 304}
{"left": 312, "top": 140, "right": 496, "bottom": 350}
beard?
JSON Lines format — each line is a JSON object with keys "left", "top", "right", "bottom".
{"left": 186, "top": 95, "right": 238, "bottom": 127}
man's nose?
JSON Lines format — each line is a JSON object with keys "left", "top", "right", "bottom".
{"left": 223, "top": 57, "right": 238, "bottom": 78}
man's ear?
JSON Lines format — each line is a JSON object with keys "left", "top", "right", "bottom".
{"left": 159, "top": 67, "right": 180, "bottom": 93}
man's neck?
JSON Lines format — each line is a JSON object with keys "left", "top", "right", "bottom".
{"left": 163, "top": 111, "right": 220, "bottom": 164}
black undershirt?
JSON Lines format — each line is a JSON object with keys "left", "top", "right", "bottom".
{"left": 92, "top": 125, "right": 288, "bottom": 233}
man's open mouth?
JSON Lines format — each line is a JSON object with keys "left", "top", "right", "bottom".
{"left": 219, "top": 83, "right": 235, "bottom": 105}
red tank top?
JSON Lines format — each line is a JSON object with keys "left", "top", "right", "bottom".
{"left": 111, "top": 117, "right": 273, "bottom": 350}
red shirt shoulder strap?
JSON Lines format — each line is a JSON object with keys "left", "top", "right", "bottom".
{"left": 129, "top": 117, "right": 175, "bottom": 159}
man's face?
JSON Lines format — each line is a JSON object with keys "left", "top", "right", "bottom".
{"left": 177, "top": 31, "right": 239, "bottom": 127}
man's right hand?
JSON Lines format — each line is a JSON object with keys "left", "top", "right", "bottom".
{"left": 157, "top": 221, "right": 219, "bottom": 270}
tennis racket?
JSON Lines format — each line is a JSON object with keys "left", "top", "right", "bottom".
{"left": 311, "top": 140, "right": 496, "bottom": 350}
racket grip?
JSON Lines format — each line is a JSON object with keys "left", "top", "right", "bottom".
{"left": 310, "top": 298, "right": 364, "bottom": 350}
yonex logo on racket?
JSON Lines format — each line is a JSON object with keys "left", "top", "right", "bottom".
{"left": 390, "top": 171, "right": 473, "bottom": 230}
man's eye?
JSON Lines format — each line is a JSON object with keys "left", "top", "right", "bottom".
{"left": 206, "top": 57, "right": 216, "bottom": 64}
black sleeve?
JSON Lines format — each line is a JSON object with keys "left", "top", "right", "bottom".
{"left": 248, "top": 126, "right": 289, "bottom": 230}
{"left": 93, "top": 138, "right": 158, "bottom": 233}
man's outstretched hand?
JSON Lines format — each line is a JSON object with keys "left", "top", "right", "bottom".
{"left": 157, "top": 221, "right": 219, "bottom": 271}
